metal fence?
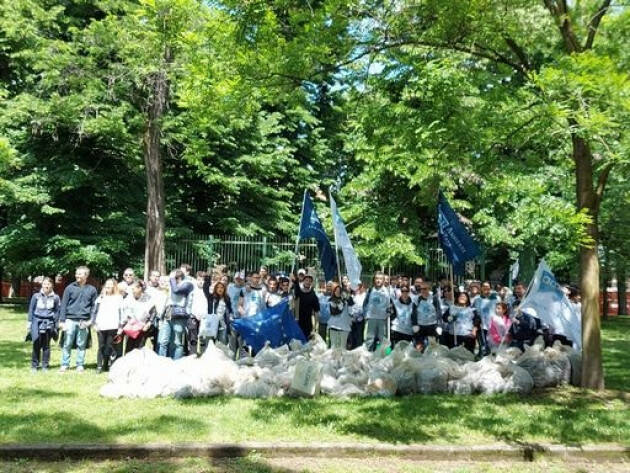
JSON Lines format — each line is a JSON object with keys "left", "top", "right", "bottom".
{"left": 166, "top": 235, "right": 320, "bottom": 276}
{"left": 166, "top": 234, "right": 479, "bottom": 283}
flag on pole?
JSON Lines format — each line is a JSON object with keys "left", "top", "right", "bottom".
{"left": 519, "top": 260, "right": 582, "bottom": 349}
{"left": 232, "top": 299, "right": 307, "bottom": 353}
{"left": 298, "top": 192, "right": 337, "bottom": 281}
{"left": 437, "top": 192, "right": 480, "bottom": 275}
{"left": 510, "top": 259, "right": 520, "bottom": 282}
{"left": 330, "top": 194, "right": 362, "bottom": 290}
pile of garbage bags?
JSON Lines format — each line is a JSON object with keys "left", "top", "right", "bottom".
{"left": 100, "top": 335, "right": 582, "bottom": 399}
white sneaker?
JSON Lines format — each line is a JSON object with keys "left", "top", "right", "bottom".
{"left": 76, "top": 366, "right": 85, "bottom": 373}
{"left": 59, "top": 366, "right": 68, "bottom": 373}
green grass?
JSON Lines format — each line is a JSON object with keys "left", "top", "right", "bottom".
{"left": 0, "top": 305, "right": 628, "bottom": 447}
{"left": 1, "top": 457, "right": 630, "bottom": 473}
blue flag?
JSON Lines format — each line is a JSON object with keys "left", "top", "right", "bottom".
{"left": 437, "top": 192, "right": 480, "bottom": 275}
{"left": 298, "top": 192, "right": 337, "bottom": 281}
{"left": 232, "top": 299, "right": 307, "bottom": 353}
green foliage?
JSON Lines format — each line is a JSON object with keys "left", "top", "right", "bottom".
{"left": 334, "top": 0, "right": 630, "bottom": 279}
{"left": 0, "top": 0, "right": 347, "bottom": 276}
{"left": 0, "top": 0, "right": 628, "bottom": 284}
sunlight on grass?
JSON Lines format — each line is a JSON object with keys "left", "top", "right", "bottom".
{"left": 0, "top": 305, "right": 628, "bottom": 446}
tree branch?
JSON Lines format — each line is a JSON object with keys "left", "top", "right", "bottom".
{"left": 543, "top": 0, "right": 582, "bottom": 53}
{"left": 503, "top": 35, "right": 531, "bottom": 71}
{"left": 585, "top": 0, "right": 612, "bottom": 49}
{"left": 595, "top": 162, "right": 613, "bottom": 209}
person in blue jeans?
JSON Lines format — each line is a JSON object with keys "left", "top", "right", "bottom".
{"left": 158, "top": 265, "right": 194, "bottom": 359}
{"left": 59, "top": 266, "right": 98, "bottom": 373}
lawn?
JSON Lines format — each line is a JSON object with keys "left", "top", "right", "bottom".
{"left": 2, "top": 457, "right": 630, "bottom": 473}
{"left": 0, "top": 304, "right": 628, "bottom": 447}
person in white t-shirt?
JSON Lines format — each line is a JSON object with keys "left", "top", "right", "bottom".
{"left": 91, "top": 278, "right": 124, "bottom": 373}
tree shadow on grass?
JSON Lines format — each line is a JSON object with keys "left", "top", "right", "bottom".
{"left": 248, "top": 389, "right": 630, "bottom": 447}
{"left": 1, "top": 458, "right": 304, "bottom": 473}
{"left": 0, "top": 387, "right": 77, "bottom": 400}
{"left": 0, "top": 340, "right": 32, "bottom": 369}
{"left": 0, "top": 412, "right": 206, "bottom": 444}
{"left": 602, "top": 338, "right": 630, "bottom": 391}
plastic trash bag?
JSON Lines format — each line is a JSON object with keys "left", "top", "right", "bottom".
{"left": 289, "top": 360, "right": 323, "bottom": 397}
{"left": 391, "top": 358, "right": 423, "bottom": 395}
{"left": 416, "top": 358, "right": 449, "bottom": 394}
{"left": 516, "top": 345, "right": 571, "bottom": 388}
{"left": 447, "top": 345, "right": 475, "bottom": 363}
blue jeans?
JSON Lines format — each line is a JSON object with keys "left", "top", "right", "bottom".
{"left": 61, "top": 319, "right": 89, "bottom": 368}
{"left": 158, "top": 318, "right": 187, "bottom": 359}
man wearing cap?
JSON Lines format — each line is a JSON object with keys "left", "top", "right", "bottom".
{"left": 292, "top": 272, "right": 320, "bottom": 339}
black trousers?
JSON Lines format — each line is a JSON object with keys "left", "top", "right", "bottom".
{"left": 349, "top": 319, "right": 365, "bottom": 349}
{"left": 31, "top": 332, "right": 52, "bottom": 369}
{"left": 445, "top": 333, "right": 476, "bottom": 353}
{"left": 97, "top": 329, "right": 119, "bottom": 370}
{"left": 390, "top": 330, "right": 414, "bottom": 347}
{"left": 124, "top": 333, "right": 147, "bottom": 354}
{"left": 187, "top": 318, "right": 200, "bottom": 355}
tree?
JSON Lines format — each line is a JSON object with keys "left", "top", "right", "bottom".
{"left": 328, "top": 0, "right": 628, "bottom": 388}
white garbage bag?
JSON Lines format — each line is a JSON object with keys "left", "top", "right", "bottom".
{"left": 289, "top": 360, "right": 323, "bottom": 397}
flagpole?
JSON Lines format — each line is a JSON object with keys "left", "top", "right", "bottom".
{"left": 387, "top": 264, "right": 391, "bottom": 343}
{"left": 450, "top": 263, "right": 457, "bottom": 347}
{"left": 329, "top": 188, "right": 342, "bottom": 284}
{"left": 290, "top": 190, "right": 307, "bottom": 278}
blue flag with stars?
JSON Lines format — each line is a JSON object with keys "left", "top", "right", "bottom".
{"left": 438, "top": 191, "right": 480, "bottom": 275}
{"left": 298, "top": 192, "right": 337, "bottom": 281}
{"left": 232, "top": 299, "right": 307, "bottom": 353}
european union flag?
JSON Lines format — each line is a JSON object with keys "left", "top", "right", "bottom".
{"left": 298, "top": 192, "right": 337, "bottom": 281}
{"left": 232, "top": 299, "right": 307, "bottom": 353}
{"left": 438, "top": 192, "right": 480, "bottom": 275}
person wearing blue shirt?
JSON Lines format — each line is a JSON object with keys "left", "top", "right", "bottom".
{"left": 59, "top": 266, "right": 98, "bottom": 373}
{"left": 158, "top": 264, "right": 194, "bottom": 359}
{"left": 27, "top": 277, "right": 60, "bottom": 372}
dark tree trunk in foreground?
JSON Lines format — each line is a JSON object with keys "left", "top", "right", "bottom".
{"left": 573, "top": 133, "right": 605, "bottom": 390}
{"left": 143, "top": 49, "right": 171, "bottom": 280}
{"left": 544, "top": 0, "right": 613, "bottom": 390}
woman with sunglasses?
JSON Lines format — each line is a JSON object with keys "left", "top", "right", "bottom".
{"left": 444, "top": 291, "right": 479, "bottom": 353}
{"left": 390, "top": 285, "right": 417, "bottom": 347}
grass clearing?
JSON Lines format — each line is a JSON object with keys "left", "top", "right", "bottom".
{"left": 1, "top": 457, "right": 630, "bottom": 473}
{"left": 0, "top": 305, "right": 628, "bottom": 446}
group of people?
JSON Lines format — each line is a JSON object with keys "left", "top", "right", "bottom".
{"left": 26, "top": 264, "right": 581, "bottom": 373}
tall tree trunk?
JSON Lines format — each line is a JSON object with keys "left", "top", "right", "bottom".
{"left": 142, "top": 58, "right": 170, "bottom": 279}
{"left": 618, "top": 262, "right": 627, "bottom": 316}
{"left": 602, "top": 246, "right": 610, "bottom": 321}
{"left": 572, "top": 133, "right": 605, "bottom": 390}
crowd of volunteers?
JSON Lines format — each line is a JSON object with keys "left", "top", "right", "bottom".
{"left": 26, "top": 264, "right": 582, "bottom": 373}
